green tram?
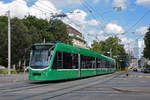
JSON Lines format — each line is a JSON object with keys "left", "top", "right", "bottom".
{"left": 29, "top": 43, "right": 116, "bottom": 81}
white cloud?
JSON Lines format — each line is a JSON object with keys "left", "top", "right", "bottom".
{"left": 120, "top": 36, "right": 134, "bottom": 45}
{"left": 51, "top": 0, "right": 101, "bottom": 7}
{"left": 93, "top": 0, "right": 101, "bottom": 4}
{"left": 118, "top": 35, "right": 136, "bottom": 53}
{"left": 50, "top": 0, "right": 82, "bottom": 8}
{"left": 29, "top": 0, "right": 57, "bottom": 19}
{"left": 112, "top": 0, "right": 127, "bottom": 11}
{"left": 136, "top": 0, "right": 150, "bottom": 7}
{"left": 135, "top": 26, "right": 149, "bottom": 35}
{"left": 105, "top": 0, "right": 110, "bottom": 3}
{"left": 0, "top": 0, "right": 29, "bottom": 18}
{"left": 67, "top": 9, "right": 100, "bottom": 26}
{"left": 67, "top": 9, "right": 87, "bottom": 25}
{"left": 86, "top": 19, "right": 100, "bottom": 26}
{"left": 105, "top": 23, "right": 124, "bottom": 34}
{"left": 0, "top": 0, "right": 57, "bottom": 19}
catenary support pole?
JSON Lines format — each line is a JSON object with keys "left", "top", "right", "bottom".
{"left": 8, "top": 10, "right": 11, "bottom": 75}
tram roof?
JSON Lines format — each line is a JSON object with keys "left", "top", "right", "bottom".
{"left": 32, "top": 42, "right": 115, "bottom": 62}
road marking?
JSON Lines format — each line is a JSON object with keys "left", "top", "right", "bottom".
{"left": 138, "top": 76, "right": 143, "bottom": 78}
{"left": 137, "top": 76, "right": 150, "bottom": 78}
{"left": 144, "top": 76, "right": 150, "bottom": 78}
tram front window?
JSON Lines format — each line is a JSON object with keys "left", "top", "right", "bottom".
{"left": 30, "top": 45, "right": 52, "bottom": 69}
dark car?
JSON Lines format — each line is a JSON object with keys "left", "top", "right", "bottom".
{"left": 133, "top": 68, "right": 138, "bottom": 72}
{"left": 143, "top": 68, "right": 150, "bottom": 73}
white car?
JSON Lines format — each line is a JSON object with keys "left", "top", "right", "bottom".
{"left": 0, "top": 65, "right": 6, "bottom": 69}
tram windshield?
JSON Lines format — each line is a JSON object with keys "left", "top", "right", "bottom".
{"left": 30, "top": 45, "right": 53, "bottom": 69}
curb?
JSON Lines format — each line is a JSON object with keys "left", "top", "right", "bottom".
{"left": 112, "top": 87, "right": 150, "bottom": 94}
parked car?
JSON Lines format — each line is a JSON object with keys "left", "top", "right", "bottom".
{"left": 143, "top": 68, "right": 150, "bottom": 73}
{"left": 0, "top": 65, "right": 5, "bottom": 69}
{"left": 133, "top": 68, "right": 138, "bottom": 72}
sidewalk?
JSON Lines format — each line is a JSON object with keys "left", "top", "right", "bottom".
{"left": 112, "top": 87, "right": 150, "bottom": 94}
{"left": 0, "top": 74, "right": 28, "bottom": 83}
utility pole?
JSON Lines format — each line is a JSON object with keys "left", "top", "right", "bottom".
{"left": 110, "top": 48, "right": 112, "bottom": 57}
{"left": 8, "top": 10, "right": 11, "bottom": 75}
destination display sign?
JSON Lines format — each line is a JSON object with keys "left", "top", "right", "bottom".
{"left": 32, "top": 45, "right": 51, "bottom": 50}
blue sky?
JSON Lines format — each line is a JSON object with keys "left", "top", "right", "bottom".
{"left": 0, "top": 0, "right": 149, "bottom": 55}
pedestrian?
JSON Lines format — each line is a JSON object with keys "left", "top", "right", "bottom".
{"left": 125, "top": 67, "right": 128, "bottom": 76}
{"left": 125, "top": 62, "right": 129, "bottom": 76}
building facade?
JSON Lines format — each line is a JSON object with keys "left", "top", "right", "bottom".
{"left": 66, "top": 25, "right": 87, "bottom": 49}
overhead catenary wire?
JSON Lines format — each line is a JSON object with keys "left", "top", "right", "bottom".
{"left": 29, "top": 0, "right": 100, "bottom": 41}
{"left": 16, "top": 0, "right": 55, "bottom": 19}
{"left": 16, "top": 0, "right": 101, "bottom": 43}
{"left": 123, "top": 10, "right": 150, "bottom": 35}
{"left": 80, "top": 0, "right": 105, "bottom": 31}
{"left": 82, "top": 0, "right": 106, "bottom": 23}
{"left": 66, "top": 16, "right": 99, "bottom": 41}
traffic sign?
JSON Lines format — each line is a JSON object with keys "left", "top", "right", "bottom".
{"left": 125, "top": 62, "right": 129, "bottom": 67}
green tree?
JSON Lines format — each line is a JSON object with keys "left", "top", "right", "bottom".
{"left": 144, "top": 27, "right": 150, "bottom": 59}
{"left": 91, "top": 40, "right": 104, "bottom": 54}
{"left": 11, "top": 18, "right": 32, "bottom": 65}
{"left": 0, "top": 16, "right": 9, "bottom": 66}
{"left": 103, "top": 37, "right": 120, "bottom": 57}
{"left": 22, "top": 16, "right": 51, "bottom": 43}
{"left": 0, "top": 17, "right": 32, "bottom": 67}
{"left": 0, "top": 16, "right": 73, "bottom": 68}
{"left": 49, "top": 19, "right": 72, "bottom": 44}
{"left": 22, "top": 16, "right": 72, "bottom": 44}
{"left": 91, "top": 36, "right": 128, "bottom": 70}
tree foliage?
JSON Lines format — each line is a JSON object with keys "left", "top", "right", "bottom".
{"left": 144, "top": 27, "right": 150, "bottom": 59}
{"left": 49, "top": 19, "right": 72, "bottom": 44}
{"left": 91, "top": 36, "right": 128, "bottom": 70}
{"left": 0, "top": 16, "right": 72, "bottom": 68}
{"left": 91, "top": 40, "right": 104, "bottom": 54}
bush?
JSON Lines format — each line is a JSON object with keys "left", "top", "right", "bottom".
{"left": 0, "top": 69, "right": 17, "bottom": 74}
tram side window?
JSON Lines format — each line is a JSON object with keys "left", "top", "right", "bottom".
{"left": 97, "top": 58, "right": 101, "bottom": 68}
{"left": 81, "top": 55, "right": 95, "bottom": 69}
{"left": 81, "top": 55, "right": 86, "bottom": 69}
{"left": 63, "top": 52, "right": 72, "bottom": 69}
{"left": 110, "top": 62, "right": 112, "bottom": 68}
{"left": 100, "top": 60, "right": 103, "bottom": 68}
{"left": 105, "top": 61, "right": 107, "bottom": 68}
{"left": 109, "top": 62, "right": 112, "bottom": 68}
{"left": 109, "top": 61, "right": 111, "bottom": 68}
{"left": 103, "top": 60, "right": 106, "bottom": 68}
{"left": 71, "top": 53, "right": 78, "bottom": 69}
{"left": 107, "top": 61, "right": 110, "bottom": 68}
{"left": 63, "top": 52, "right": 78, "bottom": 69}
{"left": 111, "top": 62, "right": 115, "bottom": 68}
{"left": 89, "top": 57, "right": 95, "bottom": 68}
{"left": 107, "top": 61, "right": 109, "bottom": 68}
{"left": 53, "top": 51, "right": 63, "bottom": 69}
{"left": 53, "top": 52, "right": 78, "bottom": 69}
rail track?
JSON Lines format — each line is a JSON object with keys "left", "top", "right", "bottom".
{"left": 11, "top": 72, "right": 122, "bottom": 100}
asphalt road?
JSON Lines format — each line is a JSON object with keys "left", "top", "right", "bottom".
{"left": 0, "top": 71, "right": 150, "bottom": 100}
